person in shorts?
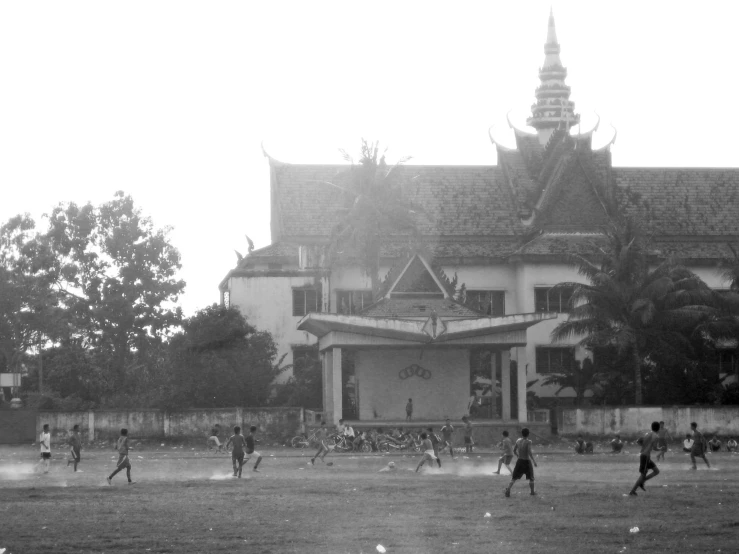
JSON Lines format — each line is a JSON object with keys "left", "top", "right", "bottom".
{"left": 629, "top": 421, "right": 661, "bottom": 496}
{"left": 682, "top": 434, "right": 694, "bottom": 453}
{"left": 440, "top": 418, "right": 455, "bottom": 459}
{"left": 655, "top": 421, "right": 671, "bottom": 461}
{"left": 504, "top": 428, "right": 538, "bottom": 497}
{"left": 310, "top": 421, "right": 333, "bottom": 465}
{"left": 39, "top": 424, "right": 51, "bottom": 474}
{"left": 67, "top": 424, "right": 82, "bottom": 471}
{"left": 689, "top": 422, "right": 710, "bottom": 470}
{"left": 244, "top": 426, "right": 263, "bottom": 472}
{"left": 462, "top": 416, "right": 473, "bottom": 454}
{"left": 494, "top": 430, "right": 514, "bottom": 475}
{"left": 208, "top": 423, "right": 223, "bottom": 451}
{"left": 107, "top": 428, "right": 133, "bottom": 485}
{"left": 415, "top": 433, "right": 440, "bottom": 472}
{"left": 227, "top": 426, "right": 247, "bottom": 477}
{"left": 426, "top": 427, "right": 442, "bottom": 468}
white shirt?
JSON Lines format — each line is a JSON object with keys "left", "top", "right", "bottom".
{"left": 39, "top": 432, "right": 51, "bottom": 453}
{"left": 343, "top": 426, "right": 355, "bottom": 438}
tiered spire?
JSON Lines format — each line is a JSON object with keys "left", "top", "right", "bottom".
{"left": 526, "top": 10, "right": 579, "bottom": 145}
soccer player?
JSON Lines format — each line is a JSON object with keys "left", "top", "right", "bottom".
{"left": 310, "top": 421, "right": 332, "bottom": 465}
{"left": 426, "top": 427, "right": 442, "bottom": 468}
{"left": 226, "top": 425, "right": 247, "bottom": 477}
{"left": 493, "top": 430, "right": 514, "bottom": 475}
{"left": 708, "top": 436, "right": 722, "bottom": 453}
{"left": 39, "top": 424, "right": 51, "bottom": 474}
{"left": 462, "top": 416, "right": 473, "bottom": 454}
{"left": 655, "top": 421, "right": 671, "bottom": 461}
{"left": 727, "top": 437, "right": 737, "bottom": 452}
{"left": 244, "top": 426, "right": 263, "bottom": 472}
{"left": 67, "top": 424, "right": 82, "bottom": 472}
{"left": 440, "top": 418, "right": 455, "bottom": 459}
{"left": 689, "top": 422, "right": 710, "bottom": 470}
{"left": 208, "top": 423, "right": 223, "bottom": 452}
{"left": 107, "top": 428, "right": 133, "bottom": 485}
{"left": 610, "top": 434, "right": 624, "bottom": 453}
{"left": 504, "top": 428, "right": 538, "bottom": 497}
{"left": 683, "top": 434, "right": 694, "bottom": 453}
{"left": 415, "top": 432, "right": 440, "bottom": 472}
{"left": 405, "top": 398, "right": 413, "bottom": 421}
{"left": 629, "top": 421, "right": 661, "bottom": 496}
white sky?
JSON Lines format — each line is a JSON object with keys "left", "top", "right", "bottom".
{"left": 0, "top": 1, "right": 736, "bottom": 316}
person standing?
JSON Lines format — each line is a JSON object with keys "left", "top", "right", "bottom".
{"left": 494, "top": 430, "right": 514, "bottom": 475}
{"left": 462, "top": 416, "right": 473, "bottom": 454}
{"left": 689, "top": 422, "right": 710, "bottom": 470}
{"left": 426, "top": 427, "right": 442, "bottom": 468}
{"left": 405, "top": 398, "right": 413, "bottom": 422}
{"left": 107, "top": 428, "right": 134, "bottom": 485}
{"left": 440, "top": 418, "right": 455, "bottom": 459}
{"left": 67, "top": 424, "right": 82, "bottom": 472}
{"left": 245, "top": 426, "right": 263, "bottom": 473}
{"left": 226, "top": 426, "right": 247, "bottom": 477}
{"left": 39, "top": 424, "right": 51, "bottom": 474}
{"left": 655, "top": 421, "right": 671, "bottom": 461}
{"left": 504, "top": 428, "right": 538, "bottom": 497}
{"left": 629, "top": 421, "right": 661, "bottom": 496}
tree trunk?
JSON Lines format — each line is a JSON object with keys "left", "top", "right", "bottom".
{"left": 38, "top": 336, "right": 43, "bottom": 393}
{"left": 633, "top": 347, "right": 642, "bottom": 405}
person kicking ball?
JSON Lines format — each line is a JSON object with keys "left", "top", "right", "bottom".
{"left": 629, "top": 421, "right": 660, "bottom": 496}
{"left": 504, "top": 428, "right": 538, "bottom": 497}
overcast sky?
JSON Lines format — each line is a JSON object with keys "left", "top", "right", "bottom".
{"left": 0, "top": 1, "right": 735, "bottom": 316}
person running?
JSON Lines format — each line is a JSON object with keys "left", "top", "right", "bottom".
{"left": 504, "top": 428, "right": 538, "bottom": 497}
{"left": 208, "top": 423, "right": 223, "bottom": 452}
{"left": 610, "top": 434, "right": 624, "bottom": 453}
{"left": 462, "top": 416, "right": 473, "bottom": 454}
{"left": 415, "top": 432, "right": 440, "bottom": 472}
{"left": 689, "top": 422, "right": 710, "bottom": 470}
{"left": 67, "top": 424, "right": 82, "bottom": 472}
{"left": 655, "top": 421, "right": 671, "bottom": 461}
{"left": 244, "top": 426, "right": 263, "bottom": 472}
{"left": 107, "top": 428, "right": 133, "bottom": 485}
{"left": 440, "top": 418, "right": 455, "bottom": 459}
{"left": 39, "top": 424, "right": 51, "bottom": 474}
{"left": 682, "top": 434, "right": 694, "bottom": 453}
{"left": 426, "top": 427, "right": 442, "bottom": 468}
{"left": 226, "top": 426, "right": 247, "bottom": 477}
{"left": 311, "top": 421, "right": 333, "bottom": 465}
{"left": 405, "top": 398, "right": 413, "bottom": 422}
{"left": 494, "top": 430, "right": 514, "bottom": 475}
{"left": 629, "top": 421, "right": 661, "bottom": 496}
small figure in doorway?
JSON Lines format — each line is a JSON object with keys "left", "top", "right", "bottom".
{"left": 405, "top": 398, "right": 413, "bottom": 421}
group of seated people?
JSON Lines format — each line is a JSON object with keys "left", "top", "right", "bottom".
{"left": 574, "top": 435, "right": 595, "bottom": 454}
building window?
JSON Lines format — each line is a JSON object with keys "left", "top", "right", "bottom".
{"left": 336, "top": 290, "right": 373, "bottom": 315}
{"left": 536, "top": 347, "right": 576, "bottom": 375}
{"left": 293, "top": 287, "right": 321, "bottom": 316}
{"left": 467, "top": 290, "right": 505, "bottom": 316}
{"left": 222, "top": 291, "right": 230, "bottom": 309}
{"left": 534, "top": 286, "right": 574, "bottom": 313}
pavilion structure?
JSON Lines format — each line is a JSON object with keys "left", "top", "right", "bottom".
{"left": 298, "top": 254, "right": 556, "bottom": 430}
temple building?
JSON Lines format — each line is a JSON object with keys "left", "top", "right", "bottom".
{"left": 219, "top": 12, "right": 739, "bottom": 430}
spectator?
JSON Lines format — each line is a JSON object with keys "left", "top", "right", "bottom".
{"left": 575, "top": 434, "right": 586, "bottom": 454}
{"left": 611, "top": 434, "right": 624, "bottom": 453}
{"left": 708, "top": 436, "right": 722, "bottom": 453}
{"left": 727, "top": 437, "right": 737, "bottom": 452}
{"left": 683, "top": 434, "right": 694, "bottom": 453}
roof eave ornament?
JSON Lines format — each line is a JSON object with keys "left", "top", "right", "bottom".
{"left": 506, "top": 110, "right": 538, "bottom": 137}
{"left": 593, "top": 124, "right": 618, "bottom": 152}
{"left": 488, "top": 124, "right": 515, "bottom": 152}
{"left": 570, "top": 112, "right": 601, "bottom": 140}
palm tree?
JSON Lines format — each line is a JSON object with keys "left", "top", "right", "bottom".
{"left": 313, "top": 140, "right": 420, "bottom": 294}
{"left": 551, "top": 220, "right": 724, "bottom": 405}
{"left": 540, "top": 357, "right": 600, "bottom": 406}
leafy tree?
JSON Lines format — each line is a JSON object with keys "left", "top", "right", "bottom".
{"left": 540, "top": 357, "right": 599, "bottom": 406}
{"left": 43, "top": 192, "right": 185, "bottom": 386}
{"left": 552, "top": 220, "right": 725, "bottom": 404}
{"left": 271, "top": 347, "right": 322, "bottom": 410}
{"left": 166, "top": 305, "right": 286, "bottom": 408}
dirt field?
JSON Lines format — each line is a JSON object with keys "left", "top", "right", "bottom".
{"left": 1, "top": 441, "right": 737, "bottom": 554}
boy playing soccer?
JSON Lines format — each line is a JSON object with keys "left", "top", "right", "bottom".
{"left": 39, "top": 424, "right": 51, "bottom": 474}
{"left": 629, "top": 421, "right": 661, "bottom": 496}
{"left": 67, "top": 424, "right": 82, "bottom": 471}
{"left": 440, "top": 418, "right": 455, "bottom": 459}
{"left": 655, "top": 421, "right": 671, "bottom": 461}
{"left": 107, "top": 428, "right": 134, "bottom": 485}
{"left": 462, "top": 416, "right": 473, "bottom": 454}
{"left": 689, "top": 422, "right": 710, "bottom": 470}
{"left": 494, "top": 430, "right": 514, "bottom": 475}
{"left": 426, "top": 427, "right": 442, "bottom": 468}
{"left": 227, "top": 426, "right": 247, "bottom": 477}
{"left": 504, "top": 428, "right": 538, "bottom": 497}
{"left": 311, "top": 421, "right": 333, "bottom": 465}
{"left": 245, "top": 426, "right": 263, "bottom": 472}
{"left": 415, "top": 432, "right": 440, "bottom": 472}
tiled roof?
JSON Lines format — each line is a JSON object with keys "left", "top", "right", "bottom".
{"left": 614, "top": 168, "right": 739, "bottom": 236}
{"left": 360, "top": 296, "right": 480, "bottom": 318}
{"left": 512, "top": 232, "right": 606, "bottom": 256}
{"left": 238, "top": 243, "right": 298, "bottom": 267}
{"left": 270, "top": 162, "right": 525, "bottom": 240}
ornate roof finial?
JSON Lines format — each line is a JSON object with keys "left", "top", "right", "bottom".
{"left": 526, "top": 10, "right": 580, "bottom": 145}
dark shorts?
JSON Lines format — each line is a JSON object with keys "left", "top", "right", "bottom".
{"left": 691, "top": 446, "right": 705, "bottom": 457}
{"left": 464, "top": 437, "right": 472, "bottom": 445}
{"left": 612, "top": 444, "right": 623, "bottom": 452}
{"left": 511, "top": 459, "right": 534, "bottom": 481}
{"left": 657, "top": 438, "right": 667, "bottom": 450}
{"left": 500, "top": 454, "right": 513, "bottom": 464}
{"left": 41, "top": 452, "right": 51, "bottom": 460}
{"left": 638, "top": 454, "right": 656, "bottom": 475}
{"left": 232, "top": 452, "right": 245, "bottom": 465}
{"left": 71, "top": 446, "right": 81, "bottom": 461}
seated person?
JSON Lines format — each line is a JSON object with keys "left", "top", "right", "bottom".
{"left": 610, "top": 434, "right": 624, "bottom": 453}
{"left": 207, "top": 423, "right": 222, "bottom": 450}
{"left": 584, "top": 441, "right": 594, "bottom": 454}
{"left": 727, "top": 438, "right": 737, "bottom": 452}
{"left": 683, "top": 434, "right": 694, "bottom": 453}
{"left": 708, "top": 436, "right": 722, "bottom": 452}
{"left": 574, "top": 434, "right": 586, "bottom": 454}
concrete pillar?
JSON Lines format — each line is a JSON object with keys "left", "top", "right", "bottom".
{"left": 88, "top": 411, "right": 95, "bottom": 442}
{"left": 516, "top": 346, "right": 528, "bottom": 423}
{"left": 322, "top": 350, "right": 334, "bottom": 423}
{"left": 332, "top": 347, "right": 343, "bottom": 425}
{"left": 501, "top": 350, "right": 511, "bottom": 420}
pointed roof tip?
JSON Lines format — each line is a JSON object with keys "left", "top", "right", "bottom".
{"left": 546, "top": 10, "right": 558, "bottom": 44}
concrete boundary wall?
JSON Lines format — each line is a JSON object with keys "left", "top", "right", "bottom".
{"left": 558, "top": 406, "right": 739, "bottom": 437}
{"left": 36, "top": 407, "right": 303, "bottom": 442}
